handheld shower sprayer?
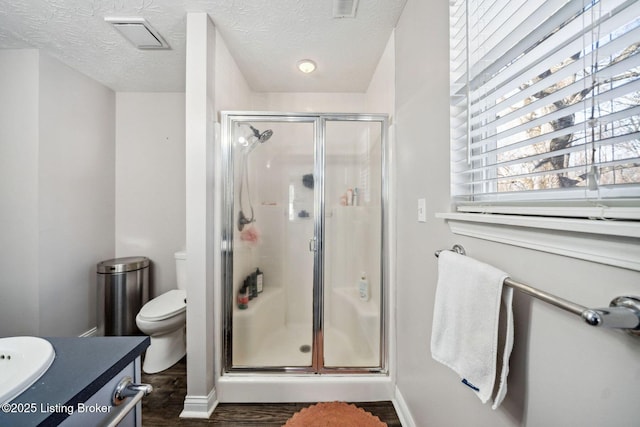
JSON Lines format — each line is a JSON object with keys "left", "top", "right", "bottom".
{"left": 238, "top": 124, "right": 274, "bottom": 231}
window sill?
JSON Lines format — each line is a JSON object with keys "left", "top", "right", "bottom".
{"left": 435, "top": 212, "right": 640, "bottom": 272}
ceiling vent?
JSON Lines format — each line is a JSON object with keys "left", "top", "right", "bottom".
{"left": 105, "top": 17, "right": 170, "bottom": 50}
{"left": 333, "top": 0, "right": 359, "bottom": 18}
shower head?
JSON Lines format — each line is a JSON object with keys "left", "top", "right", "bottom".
{"left": 249, "top": 125, "right": 273, "bottom": 143}
{"left": 237, "top": 123, "right": 274, "bottom": 157}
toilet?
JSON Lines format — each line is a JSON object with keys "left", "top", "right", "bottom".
{"left": 136, "top": 251, "right": 187, "bottom": 374}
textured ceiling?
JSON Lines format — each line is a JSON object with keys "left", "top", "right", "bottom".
{"left": 0, "top": 0, "right": 407, "bottom": 93}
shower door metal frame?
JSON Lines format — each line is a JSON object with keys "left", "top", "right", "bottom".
{"left": 220, "top": 111, "right": 389, "bottom": 376}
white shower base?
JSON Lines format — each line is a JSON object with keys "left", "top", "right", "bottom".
{"left": 221, "top": 284, "right": 389, "bottom": 404}
{"left": 232, "top": 322, "right": 378, "bottom": 368}
{"left": 232, "top": 285, "right": 379, "bottom": 368}
{"left": 220, "top": 285, "right": 391, "bottom": 403}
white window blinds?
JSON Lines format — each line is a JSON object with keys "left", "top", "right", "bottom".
{"left": 450, "top": 0, "right": 640, "bottom": 204}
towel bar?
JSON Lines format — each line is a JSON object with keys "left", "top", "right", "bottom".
{"left": 435, "top": 245, "right": 640, "bottom": 336}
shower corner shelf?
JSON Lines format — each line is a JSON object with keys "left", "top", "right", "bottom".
{"left": 233, "top": 286, "right": 284, "bottom": 316}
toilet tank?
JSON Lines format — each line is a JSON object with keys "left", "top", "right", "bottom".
{"left": 175, "top": 251, "right": 187, "bottom": 290}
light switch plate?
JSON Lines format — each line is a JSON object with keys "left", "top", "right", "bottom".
{"left": 418, "top": 198, "right": 426, "bottom": 222}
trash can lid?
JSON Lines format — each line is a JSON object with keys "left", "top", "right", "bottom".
{"left": 97, "top": 256, "right": 150, "bottom": 273}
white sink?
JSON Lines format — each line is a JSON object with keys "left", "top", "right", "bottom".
{"left": 0, "top": 336, "right": 55, "bottom": 404}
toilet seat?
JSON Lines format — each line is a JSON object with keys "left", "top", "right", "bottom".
{"left": 138, "top": 289, "right": 186, "bottom": 321}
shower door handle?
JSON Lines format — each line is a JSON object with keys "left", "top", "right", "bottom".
{"left": 309, "top": 237, "right": 317, "bottom": 252}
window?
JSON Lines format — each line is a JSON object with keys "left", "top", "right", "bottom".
{"left": 450, "top": 0, "right": 640, "bottom": 218}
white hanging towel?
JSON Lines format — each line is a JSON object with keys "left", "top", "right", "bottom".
{"left": 431, "top": 251, "right": 514, "bottom": 409}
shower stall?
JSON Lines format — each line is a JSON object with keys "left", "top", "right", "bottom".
{"left": 221, "top": 112, "right": 388, "bottom": 377}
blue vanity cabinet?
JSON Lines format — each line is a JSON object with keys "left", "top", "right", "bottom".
{"left": 59, "top": 357, "right": 141, "bottom": 426}
{"left": 0, "top": 336, "right": 149, "bottom": 427}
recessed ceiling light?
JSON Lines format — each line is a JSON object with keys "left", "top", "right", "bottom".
{"left": 297, "top": 59, "right": 317, "bottom": 74}
{"left": 105, "top": 17, "right": 170, "bottom": 50}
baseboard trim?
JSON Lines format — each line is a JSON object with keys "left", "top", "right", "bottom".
{"left": 79, "top": 327, "right": 97, "bottom": 337}
{"left": 392, "top": 386, "right": 416, "bottom": 427}
{"left": 180, "top": 387, "right": 218, "bottom": 419}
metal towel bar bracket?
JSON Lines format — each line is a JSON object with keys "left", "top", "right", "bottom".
{"left": 103, "top": 376, "right": 153, "bottom": 427}
{"left": 435, "top": 245, "right": 640, "bottom": 337}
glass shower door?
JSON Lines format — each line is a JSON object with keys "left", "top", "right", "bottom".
{"left": 223, "top": 112, "right": 387, "bottom": 374}
{"left": 227, "top": 117, "right": 317, "bottom": 369}
{"left": 322, "top": 118, "right": 384, "bottom": 369}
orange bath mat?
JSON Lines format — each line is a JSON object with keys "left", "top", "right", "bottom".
{"left": 283, "top": 402, "right": 387, "bottom": 426}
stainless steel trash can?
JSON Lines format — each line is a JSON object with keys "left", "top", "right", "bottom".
{"left": 97, "top": 256, "right": 150, "bottom": 336}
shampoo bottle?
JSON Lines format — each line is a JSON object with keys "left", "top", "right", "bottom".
{"left": 249, "top": 272, "right": 258, "bottom": 298}
{"left": 237, "top": 285, "right": 249, "bottom": 309}
{"left": 256, "top": 268, "right": 264, "bottom": 293}
{"left": 358, "top": 273, "right": 370, "bottom": 301}
{"left": 346, "top": 188, "right": 354, "bottom": 206}
{"left": 245, "top": 277, "right": 254, "bottom": 300}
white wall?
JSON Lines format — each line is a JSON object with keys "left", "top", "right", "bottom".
{"left": 184, "top": 13, "right": 254, "bottom": 418}
{"left": 115, "top": 93, "right": 186, "bottom": 296}
{"left": 0, "top": 50, "right": 40, "bottom": 336}
{"left": 251, "top": 92, "right": 366, "bottom": 113}
{"left": 183, "top": 12, "right": 217, "bottom": 417}
{"left": 364, "top": 31, "right": 395, "bottom": 344}
{"left": 366, "top": 31, "right": 395, "bottom": 118}
{"left": 394, "top": 1, "right": 640, "bottom": 426}
{"left": 0, "top": 49, "right": 115, "bottom": 337}
{"left": 213, "top": 30, "right": 253, "bottom": 116}
{"left": 38, "top": 53, "right": 116, "bottom": 336}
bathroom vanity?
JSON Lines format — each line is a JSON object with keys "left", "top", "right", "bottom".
{"left": 0, "top": 336, "right": 149, "bottom": 427}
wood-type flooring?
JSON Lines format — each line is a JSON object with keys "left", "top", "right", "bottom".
{"left": 141, "top": 358, "right": 402, "bottom": 426}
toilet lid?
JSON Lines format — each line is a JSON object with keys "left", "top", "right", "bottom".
{"left": 139, "top": 289, "right": 186, "bottom": 321}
